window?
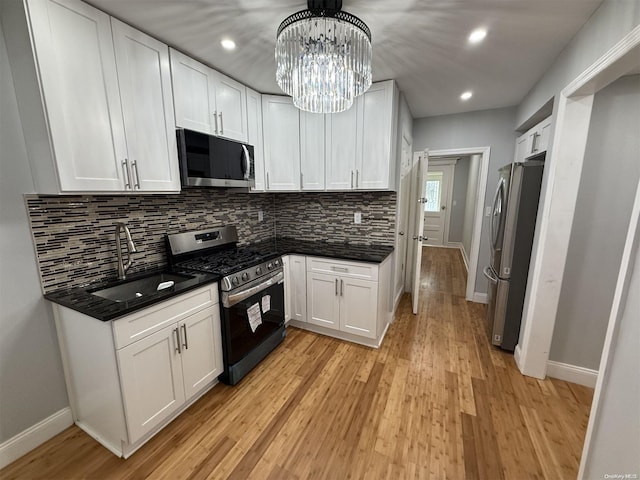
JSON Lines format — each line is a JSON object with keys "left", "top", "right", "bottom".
{"left": 425, "top": 172, "right": 443, "bottom": 212}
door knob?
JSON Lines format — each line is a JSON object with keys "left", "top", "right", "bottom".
{"left": 399, "top": 231, "right": 405, "bottom": 236}
{"left": 441, "top": 206, "right": 446, "bottom": 210}
{"left": 413, "top": 235, "right": 424, "bottom": 241}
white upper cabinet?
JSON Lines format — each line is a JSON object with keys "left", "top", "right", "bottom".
{"left": 514, "top": 115, "right": 553, "bottom": 162}
{"left": 300, "top": 112, "right": 326, "bottom": 190}
{"left": 5, "top": 0, "right": 180, "bottom": 193}
{"left": 262, "top": 95, "right": 301, "bottom": 191}
{"left": 213, "top": 72, "right": 248, "bottom": 142}
{"left": 25, "top": 0, "right": 127, "bottom": 192}
{"left": 325, "top": 106, "right": 358, "bottom": 190}
{"left": 246, "top": 88, "right": 265, "bottom": 192}
{"left": 356, "top": 80, "right": 397, "bottom": 190}
{"left": 111, "top": 19, "right": 180, "bottom": 192}
{"left": 170, "top": 49, "right": 248, "bottom": 143}
{"left": 169, "top": 49, "right": 217, "bottom": 135}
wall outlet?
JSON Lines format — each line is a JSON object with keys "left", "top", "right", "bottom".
{"left": 485, "top": 206, "right": 492, "bottom": 217}
{"left": 258, "top": 210, "right": 263, "bottom": 222}
{"left": 354, "top": 212, "right": 362, "bottom": 224}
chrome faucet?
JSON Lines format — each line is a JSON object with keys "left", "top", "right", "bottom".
{"left": 115, "top": 222, "right": 138, "bottom": 280}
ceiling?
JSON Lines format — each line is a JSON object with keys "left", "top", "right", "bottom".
{"left": 87, "top": 0, "right": 603, "bottom": 118}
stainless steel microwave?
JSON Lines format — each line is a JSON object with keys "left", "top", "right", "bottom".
{"left": 176, "top": 128, "right": 255, "bottom": 188}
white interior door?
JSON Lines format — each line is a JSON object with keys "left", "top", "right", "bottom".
{"left": 423, "top": 165, "right": 453, "bottom": 246}
{"left": 412, "top": 151, "right": 430, "bottom": 314}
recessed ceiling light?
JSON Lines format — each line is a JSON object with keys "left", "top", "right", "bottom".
{"left": 468, "top": 28, "right": 487, "bottom": 44}
{"left": 460, "top": 91, "right": 473, "bottom": 101}
{"left": 221, "top": 39, "right": 236, "bottom": 50}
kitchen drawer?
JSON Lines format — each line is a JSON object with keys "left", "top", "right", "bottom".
{"left": 112, "top": 284, "right": 218, "bottom": 349}
{"left": 306, "top": 257, "right": 378, "bottom": 281}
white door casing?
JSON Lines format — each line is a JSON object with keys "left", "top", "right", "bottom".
{"left": 411, "top": 151, "right": 430, "bottom": 314}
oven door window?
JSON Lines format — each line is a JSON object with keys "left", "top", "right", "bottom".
{"left": 223, "top": 282, "right": 284, "bottom": 365}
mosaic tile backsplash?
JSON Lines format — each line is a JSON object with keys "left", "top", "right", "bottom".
{"left": 27, "top": 190, "right": 396, "bottom": 293}
{"left": 275, "top": 192, "right": 397, "bottom": 246}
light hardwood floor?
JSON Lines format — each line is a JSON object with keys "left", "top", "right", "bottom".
{"left": 2, "top": 247, "right": 593, "bottom": 479}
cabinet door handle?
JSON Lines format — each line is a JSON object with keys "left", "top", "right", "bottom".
{"left": 300, "top": 172, "right": 303, "bottom": 188}
{"left": 213, "top": 111, "right": 218, "bottom": 134}
{"left": 173, "top": 327, "right": 181, "bottom": 354}
{"left": 356, "top": 170, "right": 359, "bottom": 188}
{"left": 122, "top": 159, "right": 131, "bottom": 189}
{"left": 266, "top": 172, "right": 270, "bottom": 190}
{"left": 219, "top": 112, "right": 224, "bottom": 135}
{"left": 340, "top": 279, "right": 344, "bottom": 296}
{"left": 531, "top": 132, "right": 539, "bottom": 153}
{"left": 335, "top": 278, "right": 338, "bottom": 296}
{"left": 131, "top": 160, "right": 140, "bottom": 189}
{"left": 181, "top": 324, "right": 188, "bottom": 350}
{"left": 351, "top": 170, "right": 354, "bottom": 189}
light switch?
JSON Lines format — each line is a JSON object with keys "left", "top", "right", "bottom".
{"left": 354, "top": 212, "right": 362, "bottom": 224}
{"left": 258, "top": 210, "right": 264, "bottom": 222}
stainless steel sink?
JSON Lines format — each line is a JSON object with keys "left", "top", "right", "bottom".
{"left": 89, "top": 272, "right": 194, "bottom": 303}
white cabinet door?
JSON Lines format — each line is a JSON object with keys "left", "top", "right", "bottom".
{"left": 289, "top": 255, "right": 307, "bottom": 322}
{"left": 283, "top": 256, "right": 291, "bottom": 321}
{"left": 213, "top": 73, "right": 248, "bottom": 142}
{"left": 117, "top": 324, "right": 186, "bottom": 443}
{"left": 180, "top": 307, "right": 223, "bottom": 399}
{"left": 326, "top": 107, "right": 358, "bottom": 190}
{"left": 306, "top": 272, "right": 340, "bottom": 330}
{"left": 111, "top": 19, "right": 180, "bottom": 192}
{"left": 300, "top": 112, "right": 326, "bottom": 190}
{"left": 26, "top": 0, "right": 127, "bottom": 192}
{"left": 535, "top": 116, "right": 553, "bottom": 154}
{"left": 262, "top": 95, "right": 301, "bottom": 191}
{"left": 356, "top": 80, "right": 394, "bottom": 190}
{"left": 170, "top": 49, "right": 216, "bottom": 135}
{"left": 247, "top": 88, "right": 265, "bottom": 192}
{"left": 514, "top": 132, "right": 529, "bottom": 162}
{"left": 339, "top": 277, "right": 378, "bottom": 339}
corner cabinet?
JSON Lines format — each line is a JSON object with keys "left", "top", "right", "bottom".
{"left": 262, "top": 95, "right": 301, "bottom": 191}
{"left": 2, "top": 0, "right": 180, "bottom": 194}
{"left": 288, "top": 255, "right": 392, "bottom": 348}
{"left": 170, "top": 49, "right": 248, "bottom": 143}
{"left": 52, "top": 284, "right": 222, "bottom": 458}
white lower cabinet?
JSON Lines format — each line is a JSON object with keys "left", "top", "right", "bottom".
{"left": 52, "top": 284, "right": 222, "bottom": 457}
{"left": 290, "top": 256, "right": 392, "bottom": 347}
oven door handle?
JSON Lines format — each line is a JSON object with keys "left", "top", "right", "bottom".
{"left": 222, "top": 271, "right": 284, "bottom": 308}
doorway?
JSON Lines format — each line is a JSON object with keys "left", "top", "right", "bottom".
{"left": 406, "top": 147, "right": 490, "bottom": 312}
{"left": 423, "top": 162, "right": 454, "bottom": 246}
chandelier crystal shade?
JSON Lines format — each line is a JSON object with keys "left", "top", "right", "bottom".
{"left": 275, "top": 1, "right": 372, "bottom": 113}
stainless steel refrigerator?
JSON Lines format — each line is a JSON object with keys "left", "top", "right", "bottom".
{"left": 484, "top": 160, "right": 544, "bottom": 351}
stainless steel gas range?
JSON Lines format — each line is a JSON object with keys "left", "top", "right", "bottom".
{"left": 166, "top": 226, "right": 285, "bottom": 385}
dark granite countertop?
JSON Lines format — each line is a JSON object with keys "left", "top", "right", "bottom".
{"left": 250, "top": 237, "right": 394, "bottom": 264}
{"left": 45, "top": 267, "right": 219, "bottom": 322}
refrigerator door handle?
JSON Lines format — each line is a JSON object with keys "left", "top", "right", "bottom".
{"left": 490, "top": 178, "right": 505, "bottom": 248}
{"left": 483, "top": 266, "right": 498, "bottom": 284}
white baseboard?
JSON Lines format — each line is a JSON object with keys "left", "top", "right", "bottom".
{"left": 0, "top": 407, "right": 73, "bottom": 469}
{"left": 471, "top": 292, "right": 488, "bottom": 304}
{"left": 546, "top": 360, "right": 598, "bottom": 388}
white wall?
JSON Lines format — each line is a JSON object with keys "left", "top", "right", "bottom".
{"left": 517, "top": 0, "right": 640, "bottom": 128}
{"left": 581, "top": 211, "right": 640, "bottom": 479}
{"left": 462, "top": 154, "right": 481, "bottom": 260}
{"left": 0, "top": 23, "right": 68, "bottom": 443}
{"left": 447, "top": 156, "right": 470, "bottom": 244}
{"left": 413, "top": 107, "right": 517, "bottom": 294}
{"left": 550, "top": 75, "right": 640, "bottom": 371}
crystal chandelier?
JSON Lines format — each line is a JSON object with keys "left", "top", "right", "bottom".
{"left": 275, "top": 0, "right": 372, "bottom": 113}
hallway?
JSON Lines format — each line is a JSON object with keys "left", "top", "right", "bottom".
{"left": 1, "top": 248, "right": 593, "bottom": 479}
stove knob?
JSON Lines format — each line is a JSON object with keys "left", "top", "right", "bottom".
{"left": 232, "top": 276, "right": 239, "bottom": 286}
{"left": 255, "top": 266, "right": 263, "bottom": 275}
{"left": 241, "top": 272, "right": 249, "bottom": 281}
{"left": 274, "top": 259, "right": 280, "bottom": 267}
{"left": 267, "top": 262, "right": 274, "bottom": 270}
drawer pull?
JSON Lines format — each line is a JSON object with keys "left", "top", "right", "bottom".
{"left": 331, "top": 266, "right": 349, "bottom": 273}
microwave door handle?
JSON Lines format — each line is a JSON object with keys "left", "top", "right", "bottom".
{"left": 241, "top": 145, "right": 251, "bottom": 180}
